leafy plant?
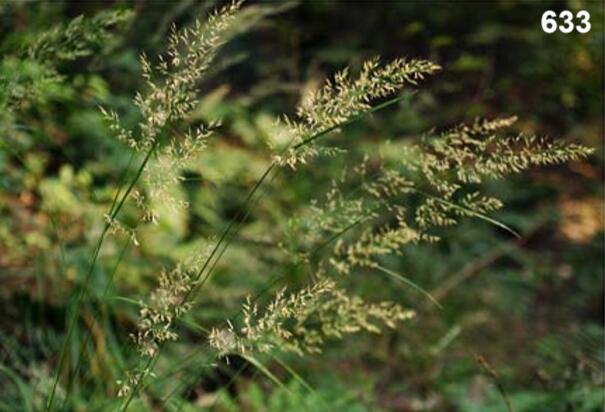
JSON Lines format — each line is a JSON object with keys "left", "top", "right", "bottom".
{"left": 0, "top": 1, "right": 598, "bottom": 411}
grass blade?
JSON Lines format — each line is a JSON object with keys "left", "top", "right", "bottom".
{"left": 375, "top": 264, "right": 442, "bottom": 309}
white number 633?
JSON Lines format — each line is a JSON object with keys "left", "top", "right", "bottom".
{"left": 542, "top": 10, "right": 591, "bottom": 34}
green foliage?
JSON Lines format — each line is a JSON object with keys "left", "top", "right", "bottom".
{"left": 0, "top": 1, "right": 602, "bottom": 411}
{"left": 214, "top": 379, "right": 376, "bottom": 412}
{"left": 0, "top": 8, "right": 131, "bottom": 116}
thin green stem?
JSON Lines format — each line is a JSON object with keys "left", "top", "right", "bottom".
{"left": 188, "top": 162, "right": 277, "bottom": 297}
{"left": 191, "top": 94, "right": 408, "bottom": 300}
{"left": 375, "top": 264, "right": 442, "bottom": 309}
{"left": 46, "top": 141, "right": 158, "bottom": 411}
{"left": 412, "top": 188, "right": 520, "bottom": 238}
{"left": 108, "top": 151, "right": 137, "bottom": 217}
{"left": 59, "top": 237, "right": 132, "bottom": 412}
{"left": 118, "top": 354, "right": 157, "bottom": 412}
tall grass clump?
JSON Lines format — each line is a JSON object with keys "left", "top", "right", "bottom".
{"left": 2, "top": 1, "right": 593, "bottom": 410}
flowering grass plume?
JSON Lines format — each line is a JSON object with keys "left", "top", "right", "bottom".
{"left": 110, "top": 1, "right": 593, "bottom": 406}
{"left": 273, "top": 58, "right": 441, "bottom": 169}
{"left": 209, "top": 280, "right": 415, "bottom": 357}
{"left": 113, "top": 0, "right": 245, "bottom": 400}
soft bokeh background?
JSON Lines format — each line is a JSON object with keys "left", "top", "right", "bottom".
{"left": 1, "top": 1, "right": 603, "bottom": 411}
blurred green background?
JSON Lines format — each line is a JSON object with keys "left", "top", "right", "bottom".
{"left": 0, "top": 0, "right": 603, "bottom": 411}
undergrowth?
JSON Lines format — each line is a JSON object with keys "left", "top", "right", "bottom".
{"left": 0, "top": 1, "right": 596, "bottom": 411}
